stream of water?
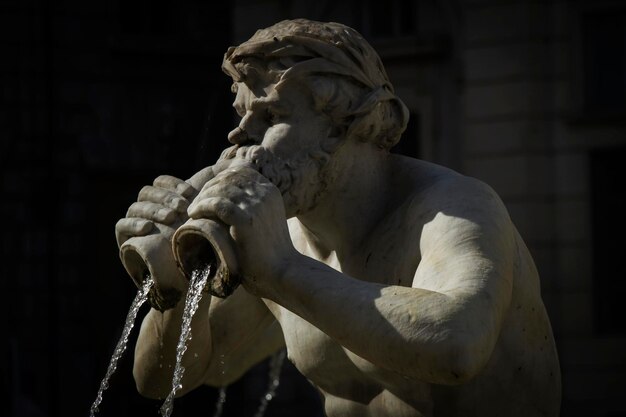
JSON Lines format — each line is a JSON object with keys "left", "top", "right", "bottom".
{"left": 159, "top": 265, "right": 211, "bottom": 417}
{"left": 210, "top": 348, "right": 286, "bottom": 417}
{"left": 212, "top": 387, "right": 227, "bottom": 417}
{"left": 89, "top": 275, "right": 154, "bottom": 417}
{"left": 253, "top": 349, "right": 287, "bottom": 417}
{"left": 91, "top": 264, "right": 287, "bottom": 416}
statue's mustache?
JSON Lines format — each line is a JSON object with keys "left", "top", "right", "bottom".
{"left": 218, "top": 145, "right": 298, "bottom": 194}
{"left": 218, "top": 143, "right": 333, "bottom": 216}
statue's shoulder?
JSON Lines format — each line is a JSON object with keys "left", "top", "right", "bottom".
{"left": 391, "top": 155, "right": 509, "bottom": 228}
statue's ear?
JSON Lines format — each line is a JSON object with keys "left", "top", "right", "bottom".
{"left": 348, "top": 96, "right": 409, "bottom": 150}
{"left": 383, "top": 96, "right": 409, "bottom": 148}
{"left": 346, "top": 105, "right": 382, "bottom": 145}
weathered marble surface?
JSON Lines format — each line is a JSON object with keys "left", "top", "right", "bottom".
{"left": 116, "top": 19, "right": 561, "bottom": 417}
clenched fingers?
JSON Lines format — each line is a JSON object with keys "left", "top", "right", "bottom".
{"left": 186, "top": 166, "right": 216, "bottom": 190}
{"left": 138, "top": 185, "right": 189, "bottom": 212}
{"left": 188, "top": 197, "right": 251, "bottom": 226}
{"left": 153, "top": 175, "right": 195, "bottom": 198}
{"left": 126, "top": 201, "right": 177, "bottom": 224}
{"left": 197, "top": 167, "right": 270, "bottom": 200}
{"left": 115, "top": 217, "right": 153, "bottom": 247}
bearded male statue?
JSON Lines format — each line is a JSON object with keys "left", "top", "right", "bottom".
{"left": 115, "top": 19, "right": 561, "bottom": 417}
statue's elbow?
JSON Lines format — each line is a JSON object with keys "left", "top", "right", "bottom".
{"left": 133, "top": 363, "right": 171, "bottom": 400}
{"left": 443, "top": 363, "right": 479, "bottom": 385}
{"left": 438, "top": 340, "right": 490, "bottom": 386}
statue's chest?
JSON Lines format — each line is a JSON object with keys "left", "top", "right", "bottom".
{"left": 327, "top": 243, "right": 421, "bottom": 289}
{"left": 270, "top": 302, "right": 348, "bottom": 374}
{"left": 264, "top": 300, "right": 382, "bottom": 398}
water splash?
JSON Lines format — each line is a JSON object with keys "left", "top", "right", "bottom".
{"left": 159, "top": 265, "right": 211, "bottom": 417}
{"left": 253, "top": 349, "right": 287, "bottom": 417}
{"left": 89, "top": 275, "right": 154, "bottom": 417}
{"left": 212, "top": 387, "right": 227, "bottom": 417}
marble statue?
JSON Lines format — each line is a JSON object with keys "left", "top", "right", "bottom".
{"left": 115, "top": 19, "right": 561, "bottom": 416}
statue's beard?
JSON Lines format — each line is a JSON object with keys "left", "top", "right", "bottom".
{"left": 217, "top": 144, "right": 334, "bottom": 216}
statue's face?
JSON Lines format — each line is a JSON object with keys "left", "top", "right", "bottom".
{"left": 223, "top": 81, "right": 338, "bottom": 216}
{"left": 228, "top": 81, "right": 332, "bottom": 156}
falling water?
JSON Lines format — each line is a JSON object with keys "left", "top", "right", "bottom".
{"left": 89, "top": 275, "right": 154, "bottom": 417}
{"left": 212, "top": 387, "right": 227, "bottom": 417}
{"left": 159, "top": 265, "right": 211, "bottom": 417}
{"left": 253, "top": 349, "right": 287, "bottom": 417}
{"left": 209, "top": 349, "right": 285, "bottom": 417}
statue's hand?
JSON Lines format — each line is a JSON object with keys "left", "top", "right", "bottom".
{"left": 115, "top": 175, "right": 197, "bottom": 248}
{"left": 187, "top": 165, "right": 297, "bottom": 296}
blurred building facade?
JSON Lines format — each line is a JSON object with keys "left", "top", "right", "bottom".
{"left": 2, "top": 0, "right": 625, "bottom": 416}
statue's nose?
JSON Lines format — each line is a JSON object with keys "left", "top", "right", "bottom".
{"left": 228, "top": 111, "right": 262, "bottom": 145}
{"left": 227, "top": 126, "right": 248, "bottom": 145}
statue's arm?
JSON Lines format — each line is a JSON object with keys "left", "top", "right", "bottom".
{"left": 133, "top": 295, "right": 211, "bottom": 398}
{"left": 265, "top": 179, "right": 515, "bottom": 385}
{"left": 201, "top": 286, "right": 284, "bottom": 387}
{"left": 134, "top": 285, "right": 282, "bottom": 398}
{"left": 129, "top": 160, "right": 283, "bottom": 398}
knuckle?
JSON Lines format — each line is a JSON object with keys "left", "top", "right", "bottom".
{"left": 175, "top": 181, "right": 192, "bottom": 194}
{"left": 164, "top": 193, "right": 176, "bottom": 204}
{"left": 153, "top": 174, "right": 171, "bottom": 184}
{"left": 151, "top": 205, "right": 163, "bottom": 216}
{"left": 159, "top": 208, "right": 175, "bottom": 223}
{"left": 198, "top": 184, "right": 211, "bottom": 197}
{"left": 129, "top": 201, "right": 147, "bottom": 214}
{"left": 202, "top": 182, "right": 224, "bottom": 198}
{"left": 115, "top": 218, "right": 127, "bottom": 231}
{"left": 220, "top": 169, "right": 241, "bottom": 183}
{"left": 138, "top": 185, "right": 153, "bottom": 200}
{"left": 167, "top": 196, "right": 187, "bottom": 211}
{"left": 217, "top": 202, "right": 235, "bottom": 219}
{"left": 188, "top": 199, "right": 207, "bottom": 217}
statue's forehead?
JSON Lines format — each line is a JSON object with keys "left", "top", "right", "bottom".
{"left": 232, "top": 82, "right": 289, "bottom": 111}
{"left": 228, "top": 58, "right": 279, "bottom": 91}
{"left": 232, "top": 77, "right": 275, "bottom": 99}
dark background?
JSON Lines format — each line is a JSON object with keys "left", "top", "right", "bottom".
{"left": 1, "top": 0, "right": 322, "bottom": 416}
{"left": 2, "top": 0, "right": 626, "bottom": 416}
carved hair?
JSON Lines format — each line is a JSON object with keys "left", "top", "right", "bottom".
{"left": 222, "top": 19, "right": 410, "bottom": 151}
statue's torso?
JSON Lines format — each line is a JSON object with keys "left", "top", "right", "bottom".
{"left": 262, "top": 161, "right": 561, "bottom": 417}
{"left": 266, "top": 210, "right": 433, "bottom": 416}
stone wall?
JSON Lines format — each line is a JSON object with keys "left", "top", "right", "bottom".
{"left": 460, "top": 1, "right": 626, "bottom": 415}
